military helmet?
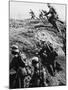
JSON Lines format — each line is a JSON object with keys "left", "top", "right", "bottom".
{"left": 47, "top": 3, "right": 51, "bottom": 7}
{"left": 11, "top": 44, "right": 18, "bottom": 50}
{"left": 11, "top": 44, "right": 19, "bottom": 55}
{"left": 32, "top": 57, "right": 39, "bottom": 64}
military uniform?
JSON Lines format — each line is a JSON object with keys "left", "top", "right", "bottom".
{"left": 10, "top": 45, "right": 28, "bottom": 88}
{"left": 38, "top": 44, "right": 58, "bottom": 76}
{"left": 45, "top": 4, "right": 59, "bottom": 33}
{"left": 29, "top": 9, "right": 35, "bottom": 19}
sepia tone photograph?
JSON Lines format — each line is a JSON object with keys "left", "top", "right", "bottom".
{"left": 9, "top": 1, "right": 66, "bottom": 89}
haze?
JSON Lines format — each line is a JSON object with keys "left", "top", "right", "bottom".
{"left": 10, "top": 1, "right": 66, "bottom": 22}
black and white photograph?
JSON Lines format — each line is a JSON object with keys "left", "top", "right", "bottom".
{"left": 9, "top": 1, "right": 66, "bottom": 89}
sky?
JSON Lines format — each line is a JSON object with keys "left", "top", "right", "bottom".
{"left": 10, "top": 1, "right": 66, "bottom": 22}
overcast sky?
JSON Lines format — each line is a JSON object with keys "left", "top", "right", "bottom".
{"left": 10, "top": 1, "right": 66, "bottom": 22}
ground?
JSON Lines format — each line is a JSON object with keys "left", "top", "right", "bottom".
{"left": 9, "top": 18, "right": 66, "bottom": 86}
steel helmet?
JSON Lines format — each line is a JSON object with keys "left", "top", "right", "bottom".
{"left": 32, "top": 57, "right": 39, "bottom": 63}
{"left": 11, "top": 44, "right": 18, "bottom": 50}
{"left": 11, "top": 44, "right": 19, "bottom": 55}
{"left": 47, "top": 3, "right": 51, "bottom": 7}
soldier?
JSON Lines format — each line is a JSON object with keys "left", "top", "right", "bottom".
{"left": 10, "top": 45, "right": 26, "bottom": 88}
{"left": 43, "top": 3, "right": 62, "bottom": 35}
{"left": 29, "top": 57, "right": 39, "bottom": 87}
{"left": 29, "top": 9, "right": 35, "bottom": 19}
{"left": 38, "top": 42, "right": 58, "bottom": 76}
{"left": 30, "top": 56, "right": 47, "bottom": 87}
{"left": 39, "top": 10, "right": 43, "bottom": 19}
{"left": 46, "top": 43, "right": 58, "bottom": 76}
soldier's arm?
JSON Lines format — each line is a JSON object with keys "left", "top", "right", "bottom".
{"left": 52, "top": 7, "right": 57, "bottom": 14}
{"left": 42, "top": 10, "right": 50, "bottom": 16}
{"left": 19, "top": 57, "right": 25, "bottom": 67}
{"left": 45, "top": 12, "right": 50, "bottom": 16}
{"left": 46, "top": 7, "right": 56, "bottom": 15}
{"left": 10, "top": 59, "right": 14, "bottom": 70}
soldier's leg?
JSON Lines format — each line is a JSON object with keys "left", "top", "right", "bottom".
{"left": 18, "top": 68, "right": 26, "bottom": 88}
{"left": 53, "top": 21, "right": 59, "bottom": 32}
{"left": 51, "top": 62, "right": 55, "bottom": 76}
{"left": 46, "top": 64, "right": 54, "bottom": 76}
{"left": 53, "top": 21, "right": 62, "bottom": 35}
{"left": 43, "top": 67, "right": 48, "bottom": 86}
{"left": 48, "top": 18, "right": 60, "bottom": 33}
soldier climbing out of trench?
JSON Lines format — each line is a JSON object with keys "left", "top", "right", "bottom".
{"left": 42, "top": 3, "right": 62, "bottom": 35}
{"left": 39, "top": 10, "right": 43, "bottom": 19}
